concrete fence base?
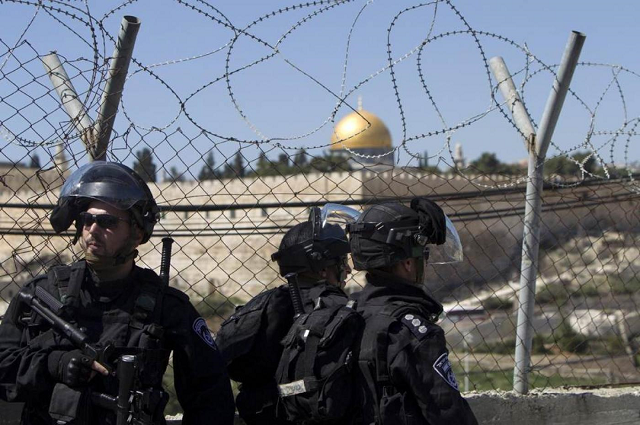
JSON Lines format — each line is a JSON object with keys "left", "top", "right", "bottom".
{"left": 466, "top": 387, "right": 640, "bottom": 424}
{"left": 2, "top": 387, "right": 640, "bottom": 424}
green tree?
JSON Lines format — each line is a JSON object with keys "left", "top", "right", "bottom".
{"left": 198, "top": 152, "right": 217, "bottom": 181}
{"left": 294, "top": 149, "right": 308, "bottom": 167}
{"left": 234, "top": 152, "right": 246, "bottom": 178}
{"left": 133, "top": 148, "right": 157, "bottom": 182}
{"left": 254, "top": 152, "right": 272, "bottom": 176}
{"left": 168, "top": 166, "right": 185, "bottom": 183}
{"left": 29, "top": 154, "right": 41, "bottom": 169}
{"left": 221, "top": 152, "right": 246, "bottom": 179}
{"left": 278, "top": 153, "right": 289, "bottom": 169}
{"left": 572, "top": 151, "right": 597, "bottom": 175}
{"left": 309, "top": 152, "right": 351, "bottom": 173}
{"left": 470, "top": 152, "right": 502, "bottom": 174}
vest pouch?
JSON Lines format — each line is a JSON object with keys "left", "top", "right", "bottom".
{"left": 137, "top": 348, "right": 171, "bottom": 387}
{"left": 217, "top": 291, "right": 276, "bottom": 382}
{"left": 316, "top": 361, "right": 352, "bottom": 419}
{"left": 379, "top": 388, "right": 425, "bottom": 425}
{"left": 48, "top": 383, "right": 90, "bottom": 424}
{"left": 277, "top": 304, "right": 363, "bottom": 423}
{"left": 235, "top": 381, "right": 279, "bottom": 418}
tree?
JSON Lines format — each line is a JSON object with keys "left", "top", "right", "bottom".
{"left": 133, "top": 148, "right": 157, "bottom": 182}
{"left": 294, "top": 149, "right": 307, "bottom": 167}
{"left": 198, "top": 152, "right": 217, "bottom": 181}
{"left": 221, "top": 152, "right": 246, "bottom": 179}
{"left": 168, "top": 166, "right": 185, "bottom": 183}
{"left": 470, "top": 152, "right": 502, "bottom": 174}
{"left": 234, "top": 152, "right": 246, "bottom": 178}
{"left": 572, "top": 151, "right": 597, "bottom": 175}
{"left": 254, "top": 152, "right": 275, "bottom": 176}
{"left": 29, "top": 154, "right": 41, "bottom": 169}
{"left": 278, "top": 153, "right": 289, "bottom": 169}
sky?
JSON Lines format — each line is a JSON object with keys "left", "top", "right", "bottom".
{"left": 0, "top": 0, "right": 638, "bottom": 176}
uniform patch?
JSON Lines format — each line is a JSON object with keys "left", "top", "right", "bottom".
{"left": 193, "top": 317, "right": 217, "bottom": 349}
{"left": 400, "top": 313, "right": 433, "bottom": 340}
{"left": 433, "top": 352, "right": 459, "bottom": 391}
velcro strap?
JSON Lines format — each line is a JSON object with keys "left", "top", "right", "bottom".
{"left": 278, "top": 377, "right": 319, "bottom": 397}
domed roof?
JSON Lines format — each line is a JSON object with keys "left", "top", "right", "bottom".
{"left": 330, "top": 109, "right": 392, "bottom": 151}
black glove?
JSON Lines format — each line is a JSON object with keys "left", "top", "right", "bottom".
{"left": 48, "top": 349, "right": 94, "bottom": 387}
{"left": 410, "top": 197, "right": 446, "bottom": 245}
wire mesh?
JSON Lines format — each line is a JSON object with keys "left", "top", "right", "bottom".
{"left": 0, "top": 0, "right": 639, "bottom": 414}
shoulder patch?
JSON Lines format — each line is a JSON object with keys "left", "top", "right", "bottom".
{"left": 193, "top": 317, "right": 218, "bottom": 350}
{"left": 433, "top": 352, "right": 459, "bottom": 391}
{"left": 400, "top": 313, "right": 436, "bottom": 340}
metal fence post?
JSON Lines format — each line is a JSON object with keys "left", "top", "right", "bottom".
{"left": 490, "top": 31, "right": 585, "bottom": 394}
{"left": 41, "top": 16, "right": 140, "bottom": 162}
{"left": 41, "top": 52, "right": 96, "bottom": 148}
{"left": 94, "top": 16, "right": 141, "bottom": 161}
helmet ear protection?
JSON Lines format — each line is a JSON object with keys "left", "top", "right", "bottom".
{"left": 271, "top": 207, "right": 350, "bottom": 277}
{"left": 347, "top": 198, "right": 460, "bottom": 270}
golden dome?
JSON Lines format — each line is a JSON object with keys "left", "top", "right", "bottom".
{"left": 330, "top": 109, "right": 392, "bottom": 151}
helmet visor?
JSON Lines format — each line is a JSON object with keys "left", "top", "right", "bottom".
{"left": 427, "top": 215, "right": 463, "bottom": 264}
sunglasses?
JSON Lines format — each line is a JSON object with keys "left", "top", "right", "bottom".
{"left": 79, "top": 212, "right": 130, "bottom": 230}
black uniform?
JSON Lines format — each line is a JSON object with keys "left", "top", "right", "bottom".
{"left": 351, "top": 270, "right": 478, "bottom": 425}
{"left": 0, "top": 261, "right": 235, "bottom": 425}
{"left": 217, "top": 279, "right": 347, "bottom": 425}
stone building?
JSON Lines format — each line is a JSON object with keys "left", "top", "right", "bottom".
{"left": 0, "top": 110, "right": 517, "bottom": 313}
{"left": 330, "top": 101, "right": 394, "bottom": 168}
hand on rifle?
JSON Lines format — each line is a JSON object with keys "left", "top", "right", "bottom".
{"left": 48, "top": 349, "right": 109, "bottom": 387}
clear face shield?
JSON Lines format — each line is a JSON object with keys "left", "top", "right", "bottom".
{"left": 320, "top": 203, "right": 361, "bottom": 227}
{"left": 426, "top": 215, "right": 463, "bottom": 265}
{"left": 317, "top": 203, "right": 361, "bottom": 284}
{"left": 411, "top": 215, "right": 463, "bottom": 286}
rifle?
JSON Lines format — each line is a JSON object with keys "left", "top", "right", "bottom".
{"left": 18, "top": 287, "right": 133, "bottom": 425}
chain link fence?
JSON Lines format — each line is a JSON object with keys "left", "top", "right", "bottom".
{"left": 1, "top": 0, "right": 640, "bottom": 414}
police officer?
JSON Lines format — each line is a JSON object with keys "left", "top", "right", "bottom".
{"left": 216, "top": 205, "right": 352, "bottom": 425}
{"left": 0, "top": 162, "right": 235, "bottom": 425}
{"left": 347, "top": 198, "right": 478, "bottom": 425}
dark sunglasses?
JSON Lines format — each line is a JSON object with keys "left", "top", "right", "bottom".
{"left": 79, "top": 212, "right": 130, "bottom": 229}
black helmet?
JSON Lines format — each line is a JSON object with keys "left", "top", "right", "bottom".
{"left": 50, "top": 162, "right": 159, "bottom": 244}
{"left": 347, "top": 198, "right": 462, "bottom": 270}
{"left": 271, "top": 206, "right": 350, "bottom": 277}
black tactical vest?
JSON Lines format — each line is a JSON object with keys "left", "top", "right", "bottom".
{"left": 29, "top": 261, "right": 171, "bottom": 425}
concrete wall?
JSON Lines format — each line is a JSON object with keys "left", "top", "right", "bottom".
{"left": 466, "top": 387, "right": 640, "bottom": 425}
{"left": 3, "top": 388, "right": 639, "bottom": 425}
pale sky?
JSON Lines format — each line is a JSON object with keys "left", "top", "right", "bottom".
{"left": 0, "top": 0, "right": 638, "bottom": 175}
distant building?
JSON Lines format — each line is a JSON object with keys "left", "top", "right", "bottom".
{"left": 454, "top": 143, "right": 466, "bottom": 169}
{"left": 330, "top": 101, "right": 394, "bottom": 168}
